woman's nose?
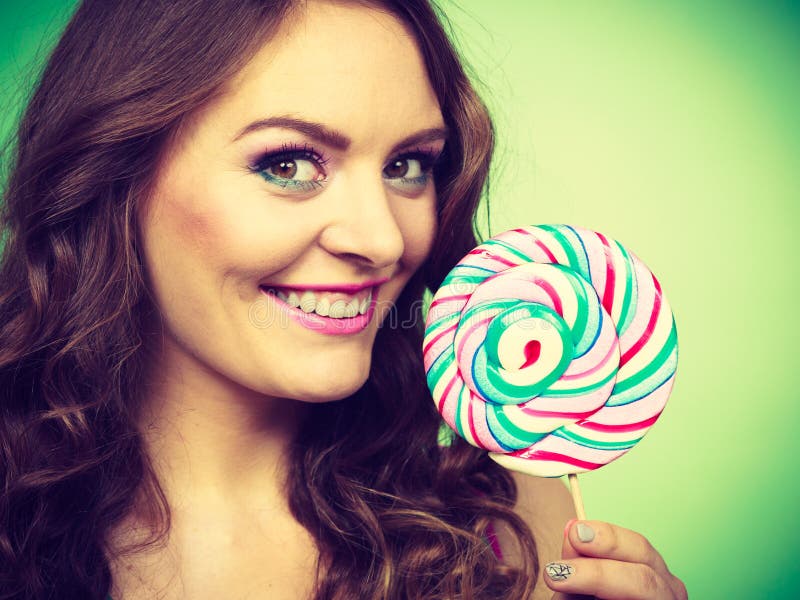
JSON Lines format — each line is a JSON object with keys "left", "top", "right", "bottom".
{"left": 318, "top": 172, "right": 405, "bottom": 269}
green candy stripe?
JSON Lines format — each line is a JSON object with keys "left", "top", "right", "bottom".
{"left": 549, "top": 263, "right": 592, "bottom": 354}
{"left": 426, "top": 345, "right": 456, "bottom": 400}
{"left": 482, "top": 238, "right": 534, "bottom": 264}
{"left": 482, "top": 302, "right": 563, "bottom": 365}
{"left": 552, "top": 428, "right": 642, "bottom": 450}
{"left": 608, "top": 321, "right": 678, "bottom": 406}
{"left": 424, "top": 310, "right": 460, "bottom": 340}
{"left": 440, "top": 273, "right": 485, "bottom": 288}
{"left": 539, "top": 365, "right": 617, "bottom": 397}
{"left": 608, "top": 344, "right": 677, "bottom": 407}
{"left": 614, "top": 239, "right": 636, "bottom": 338}
{"left": 471, "top": 303, "right": 572, "bottom": 404}
{"left": 537, "top": 224, "right": 584, "bottom": 274}
{"left": 487, "top": 402, "right": 548, "bottom": 448}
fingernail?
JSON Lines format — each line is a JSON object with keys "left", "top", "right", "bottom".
{"left": 563, "top": 518, "right": 577, "bottom": 538}
{"left": 545, "top": 562, "right": 574, "bottom": 582}
{"left": 576, "top": 522, "right": 595, "bottom": 543}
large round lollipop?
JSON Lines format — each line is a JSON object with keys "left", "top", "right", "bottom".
{"left": 422, "top": 224, "right": 678, "bottom": 479}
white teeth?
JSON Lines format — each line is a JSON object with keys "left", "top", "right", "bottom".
{"left": 314, "top": 297, "right": 330, "bottom": 317}
{"left": 299, "top": 291, "right": 316, "bottom": 313}
{"left": 268, "top": 287, "right": 372, "bottom": 318}
{"left": 328, "top": 299, "right": 348, "bottom": 318}
{"left": 345, "top": 298, "right": 360, "bottom": 318}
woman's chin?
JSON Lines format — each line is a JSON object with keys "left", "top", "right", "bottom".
{"left": 290, "top": 385, "right": 363, "bottom": 404}
{"left": 281, "top": 365, "right": 370, "bottom": 404}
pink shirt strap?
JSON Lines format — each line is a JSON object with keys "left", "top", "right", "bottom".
{"left": 485, "top": 519, "right": 504, "bottom": 561}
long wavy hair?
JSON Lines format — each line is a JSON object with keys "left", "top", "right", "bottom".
{"left": 0, "top": 1, "right": 539, "bottom": 598}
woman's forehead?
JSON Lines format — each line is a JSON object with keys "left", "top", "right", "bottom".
{"left": 204, "top": 1, "right": 443, "bottom": 145}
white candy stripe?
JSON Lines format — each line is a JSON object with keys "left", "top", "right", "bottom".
{"left": 562, "top": 421, "right": 649, "bottom": 444}
{"left": 498, "top": 403, "right": 575, "bottom": 434}
{"left": 522, "top": 432, "right": 628, "bottom": 464}
{"left": 467, "top": 391, "right": 507, "bottom": 452}
{"left": 579, "top": 374, "right": 674, "bottom": 426}
{"left": 489, "top": 453, "right": 592, "bottom": 478}
{"left": 607, "top": 240, "right": 631, "bottom": 326}
{"left": 617, "top": 295, "right": 674, "bottom": 379}
{"left": 523, "top": 379, "right": 616, "bottom": 414}
{"left": 496, "top": 321, "right": 566, "bottom": 385}
{"left": 560, "top": 319, "right": 618, "bottom": 379}
{"left": 584, "top": 232, "right": 610, "bottom": 298}
{"left": 615, "top": 257, "right": 657, "bottom": 356}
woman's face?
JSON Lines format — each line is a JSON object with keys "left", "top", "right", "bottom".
{"left": 138, "top": 1, "right": 445, "bottom": 404}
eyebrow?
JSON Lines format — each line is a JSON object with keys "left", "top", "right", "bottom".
{"left": 233, "top": 115, "right": 450, "bottom": 154}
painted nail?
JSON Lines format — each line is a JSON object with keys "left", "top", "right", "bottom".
{"left": 545, "top": 562, "right": 574, "bottom": 582}
{"left": 576, "top": 522, "right": 595, "bottom": 543}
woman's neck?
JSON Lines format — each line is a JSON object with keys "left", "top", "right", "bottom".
{"left": 135, "top": 334, "right": 309, "bottom": 512}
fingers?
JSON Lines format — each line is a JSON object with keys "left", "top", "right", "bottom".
{"left": 555, "top": 520, "right": 596, "bottom": 600}
{"left": 565, "top": 521, "right": 670, "bottom": 577}
{"left": 551, "top": 520, "right": 688, "bottom": 600}
{"left": 544, "top": 557, "right": 676, "bottom": 600}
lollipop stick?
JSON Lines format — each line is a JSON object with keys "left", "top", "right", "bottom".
{"left": 567, "top": 473, "right": 587, "bottom": 520}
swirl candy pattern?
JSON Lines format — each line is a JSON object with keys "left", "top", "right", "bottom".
{"left": 422, "top": 225, "right": 678, "bottom": 477}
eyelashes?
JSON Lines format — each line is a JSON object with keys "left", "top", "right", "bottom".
{"left": 250, "top": 142, "right": 330, "bottom": 192}
{"left": 249, "top": 141, "right": 445, "bottom": 194}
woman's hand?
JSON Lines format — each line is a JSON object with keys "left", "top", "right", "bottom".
{"left": 544, "top": 520, "right": 688, "bottom": 600}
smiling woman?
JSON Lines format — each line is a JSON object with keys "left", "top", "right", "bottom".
{"left": 0, "top": 0, "right": 542, "bottom": 598}
{"left": 0, "top": 2, "right": 691, "bottom": 600}
{"left": 135, "top": 0, "right": 450, "bottom": 408}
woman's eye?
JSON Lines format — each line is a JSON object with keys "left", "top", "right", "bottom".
{"left": 251, "top": 145, "right": 328, "bottom": 192}
{"left": 383, "top": 152, "right": 440, "bottom": 192}
{"left": 384, "top": 157, "right": 424, "bottom": 180}
{"left": 264, "top": 157, "right": 323, "bottom": 184}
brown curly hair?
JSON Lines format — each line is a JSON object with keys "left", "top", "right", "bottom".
{"left": 0, "top": 1, "right": 539, "bottom": 598}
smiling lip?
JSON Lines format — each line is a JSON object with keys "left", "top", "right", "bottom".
{"left": 264, "top": 278, "right": 389, "bottom": 295}
{"left": 259, "top": 284, "right": 379, "bottom": 335}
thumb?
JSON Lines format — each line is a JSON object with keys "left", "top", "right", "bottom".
{"left": 560, "top": 519, "right": 581, "bottom": 559}
{"left": 548, "top": 520, "right": 594, "bottom": 600}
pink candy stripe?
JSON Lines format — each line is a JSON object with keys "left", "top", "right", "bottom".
{"left": 561, "top": 329, "right": 617, "bottom": 380}
{"left": 513, "top": 449, "right": 602, "bottom": 470}
{"left": 430, "top": 293, "right": 470, "bottom": 309}
{"left": 521, "top": 408, "right": 597, "bottom": 419}
{"left": 536, "top": 277, "right": 563, "bottom": 317}
{"left": 437, "top": 372, "right": 459, "bottom": 413}
{"left": 467, "top": 394, "right": 480, "bottom": 446}
{"left": 468, "top": 247, "right": 518, "bottom": 268}
{"left": 534, "top": 239, "right": 558, "bottom": 263}
{"left": 455, "top": 314, "right": 494, "bottom": 368}
{"left": 620, "top": 273, "right": 661, "bottom": 368}
{"left": 423, "top": 322, "right": 456, "bottom": 358}
{"left": 579, "top": 411, "right": 662, "bottom": 433}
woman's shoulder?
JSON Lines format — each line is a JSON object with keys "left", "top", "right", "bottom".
{"left": 493, "top": 472, "right": 576, "bottom": 599}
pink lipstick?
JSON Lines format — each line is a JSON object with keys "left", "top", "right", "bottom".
{"left": 258, "top": 284, "right": 380, "bottom": 335}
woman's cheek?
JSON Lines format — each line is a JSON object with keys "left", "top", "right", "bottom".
{"left": 398, "top": 198, "right": 438, "bottom": 268}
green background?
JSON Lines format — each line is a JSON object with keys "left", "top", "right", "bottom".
{"left": 1, "top": 1, "right": 798, "bottom": 598}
